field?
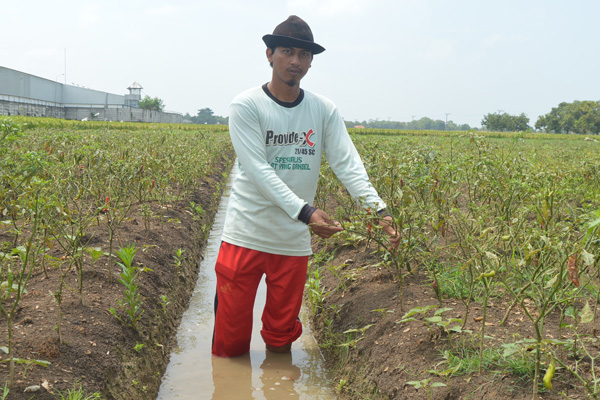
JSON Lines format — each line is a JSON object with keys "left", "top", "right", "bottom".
{"left": 1, "top": 117, "right": 599, "bottom": 399}
{"left": 0, "top": 117, "right": 234, "bottom": 399}
{"left": 308, "top": 130, "right": 600, "bottom": 399}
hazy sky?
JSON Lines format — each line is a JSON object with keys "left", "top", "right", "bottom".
{"left": 3, "top": 1, "right": 598, "bottom": 128}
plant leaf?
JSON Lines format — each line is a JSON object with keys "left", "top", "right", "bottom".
{"left": 434, "top": 307, "right": 453, "bottom": 316}
{"left": 580, "top": 249, "right": 595, "bottom": 267}
{"left": 580, "top": 301, "right": 594, "bottom": 324}
{"left": 485, "top": 251, "right": 499, "bottom": 267}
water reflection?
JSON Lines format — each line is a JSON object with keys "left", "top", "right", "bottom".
{"left": 211, "top": 354, "right": 254, "bottom": 399}
{"left": 259, "top": 351, "right": 302, "bottom": 399}
{"left": 211, "top": 351, "right": 303, "bottom": 399}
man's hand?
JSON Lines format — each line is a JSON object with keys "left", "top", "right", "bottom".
{"left": 380, "top": 215, "right": 400, "bottom": 250}
{"left": 309, "top": 209, "right": 344, "bottom": 239}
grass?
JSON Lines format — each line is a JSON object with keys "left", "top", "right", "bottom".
{"left": 431, "top": 335, "right": 539, "bottom": 382}
{"left": 54, "top": 382, "right": 102, "bottom": 400}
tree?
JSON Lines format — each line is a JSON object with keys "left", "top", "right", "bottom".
{"left": 195, "top": 108, "right": 217, "bottom": 124}
{"left": 481, "top": 112, "right": 529, "bottom": 132}
{"left": 139, "top": 96, "right": 165, "bottom": 112}
{"left": 188, "top": 108, "right": 228, "bottom": 125}
{"left": 535, "top": 100, "right": 600, "bottom": 134}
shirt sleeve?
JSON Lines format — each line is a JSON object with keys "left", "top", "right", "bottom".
{"left": 228, "top": 100, "right": 307, "bottom": 220}
{"left": 322, "top": 107, "right": 387, "bottom": 211}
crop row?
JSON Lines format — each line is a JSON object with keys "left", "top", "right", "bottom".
{"left": 348, "top": 127, "right": 599, "bottom": 141}
{"left": 311, "top": 131, "right": 600, "bottom": 398}
{"left": 0, "top": 117, "right": 233, "bottom": 393}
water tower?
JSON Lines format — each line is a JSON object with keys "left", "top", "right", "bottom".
{"left": 125, "top": 82, "right": 143, "bottom": 108}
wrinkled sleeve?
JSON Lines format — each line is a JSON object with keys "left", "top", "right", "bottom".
{"left": 228, "top": 100, "right": 307, "bottom": 220}
{"left": 322, "top": 107, "right": 386, "bottom": 211}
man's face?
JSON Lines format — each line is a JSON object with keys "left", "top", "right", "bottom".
{"left": 267, "top": 46, "right": 313, "bottom": 88}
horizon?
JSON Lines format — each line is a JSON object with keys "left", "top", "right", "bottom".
{"left": 2, "top": 1, "right": 599, "bottom": 129}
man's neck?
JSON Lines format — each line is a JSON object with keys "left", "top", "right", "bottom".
{"left": 267, "top": 80, "right": 301, "bottom": 103}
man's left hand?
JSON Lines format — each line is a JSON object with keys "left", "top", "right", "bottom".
{"left": 379, "top": 216, "right": 400, "bottom": 250}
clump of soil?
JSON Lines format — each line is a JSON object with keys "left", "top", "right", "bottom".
{"left": 0, "top": 167, "right": 229, "bottom": 399}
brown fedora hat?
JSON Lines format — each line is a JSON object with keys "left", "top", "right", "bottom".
{"left": 262, "top": 15, "right": 325, "bottom": 54}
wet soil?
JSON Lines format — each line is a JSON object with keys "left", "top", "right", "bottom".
{"left": 308, "top": 235, "right": 598, "bottom": 400}
{"left": 0, "top": 167, "right": 229, "bottom": 399}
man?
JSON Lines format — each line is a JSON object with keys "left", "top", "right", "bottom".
{"left": 212, "top": 15, "right": 399, "bottom": 358}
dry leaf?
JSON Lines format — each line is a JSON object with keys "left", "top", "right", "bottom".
{"left": 384, "top": 366, "right": 389, "bottom": 372}
{"left": 24, "top": 385, "right": 41, "bottom": 393}
{"left": 473, "top": 316, "right": 483, "bottom": 322}
{"left": 567, "top": 254, "right": 580, "bottom": 287}
{"left": 42, "top": 379, "right": 52, "bottom": 393}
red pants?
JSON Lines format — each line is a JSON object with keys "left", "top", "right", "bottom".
{"left": 212, "top": 242, "right": 309, "bottom": 357}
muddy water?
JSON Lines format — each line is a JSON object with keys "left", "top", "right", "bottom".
{"left": 156, "top": 164, "right": 336, "bottom": 399}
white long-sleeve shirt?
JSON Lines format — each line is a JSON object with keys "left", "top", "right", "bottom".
{"left": 221, "top": 84, "right": 386, "bottom": 256}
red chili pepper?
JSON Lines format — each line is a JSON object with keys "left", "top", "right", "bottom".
{"left": 101, "top": 197, "right": 110, "bottom": 214}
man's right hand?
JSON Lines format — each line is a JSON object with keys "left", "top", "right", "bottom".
{"left": 308, "top": 209, "right": 344, "bottom": 239}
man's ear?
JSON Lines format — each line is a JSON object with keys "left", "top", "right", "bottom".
{"left": 266, "top": 47, "right": 273, "bottom": 63}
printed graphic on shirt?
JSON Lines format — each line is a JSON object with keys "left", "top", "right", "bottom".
{"left": 270, "top": 156, "right": 310, "bottom": 170}
{"left": 265, "top": 129, "right": 315, "bottom": 148}
{"left": 266, "top": 129, "right": 316, "bottom": 171}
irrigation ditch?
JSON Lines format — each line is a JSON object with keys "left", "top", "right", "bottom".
{"left": 156, "top": 163, "right": 336, "bottom": 399}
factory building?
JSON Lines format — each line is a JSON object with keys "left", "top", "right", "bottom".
{"left": 0, "top": 66, "right": 183, "bottom": 123}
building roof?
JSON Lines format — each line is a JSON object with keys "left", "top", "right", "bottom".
{"left": 128, "top": 82, "right": 143, "bottom": 89}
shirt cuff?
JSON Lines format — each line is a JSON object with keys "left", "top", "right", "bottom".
{"left": 377, "top": 208, "right": 389, "bottom": 218}
{"left": 298, "top": 204, "right": 317, "bottom": 225}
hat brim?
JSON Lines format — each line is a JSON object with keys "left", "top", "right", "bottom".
{"left": 262, "top": 34, "right": 325, "bottom": 55}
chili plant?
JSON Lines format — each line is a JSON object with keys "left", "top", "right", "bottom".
{"left": 109, "top": 244, "right": 152, "bottom": 330}
{"left": 0, "top": 193, "right": 44, "bottom": 387}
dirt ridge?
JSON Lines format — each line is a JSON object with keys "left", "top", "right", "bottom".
{"left": 0, "top": 160, "right": 232, "bottom": 399}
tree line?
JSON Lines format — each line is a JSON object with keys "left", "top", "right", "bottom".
{"left": 483, "top": 100, "right": 600, "bottom": 134}
{"left": 344, "top": 117, "right": 472, "bottom": 131}
{"left": 138, "top": 99, "right": 229, "bottom": 125}
{"left": 155, "top": 99, "right": 600, "bottom": 134}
